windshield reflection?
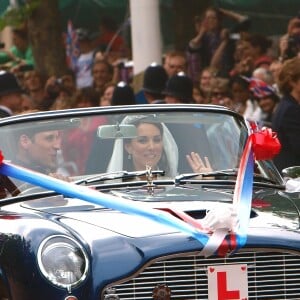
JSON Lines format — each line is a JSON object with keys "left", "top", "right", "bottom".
{"left": 0, "top": 110, "right": 282, "bottom": 196}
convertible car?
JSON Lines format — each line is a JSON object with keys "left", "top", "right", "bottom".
{"left": 0, "top": 104, "right": 299, "bottom": 300}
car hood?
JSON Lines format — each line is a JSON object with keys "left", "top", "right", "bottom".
{"left": 47, "top": 185, "right": 300, "bottom": 238}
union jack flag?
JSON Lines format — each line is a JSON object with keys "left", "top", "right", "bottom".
{"left": 241, "top": 76, "right": 275, "bottom": 99}
{"left": 65, "top": 20, "right": 80, "bottom": 71}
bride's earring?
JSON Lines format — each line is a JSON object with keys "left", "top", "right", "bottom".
{"left": 128, "top": 154, "right": 132, "bottom": 160}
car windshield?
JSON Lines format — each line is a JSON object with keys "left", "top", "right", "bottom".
{"left": 0, "top": 105, "right": 283, "bottom": 199}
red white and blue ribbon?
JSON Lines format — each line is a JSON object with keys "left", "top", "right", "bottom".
{"left": 199, "top": 128, "right": 280, "bottom": 256}
{"left": 233, "top": 136, "right": 254, "bottom": 247}
{"left": 198, "top": 137, "right": 254, "bottom": 257}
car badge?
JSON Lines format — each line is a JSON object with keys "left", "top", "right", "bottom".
{"left": 152, "top": 284, "right": 171, "bottom": 300}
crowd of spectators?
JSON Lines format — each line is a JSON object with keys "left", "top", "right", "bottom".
{"left": 0, "top": 8, "right": 300, "bottom": 171}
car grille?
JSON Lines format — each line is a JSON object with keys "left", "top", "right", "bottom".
{"left": 103, "top": 249, "right": 300, "bottom": 299}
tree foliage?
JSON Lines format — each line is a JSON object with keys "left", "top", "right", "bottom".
{"left": 1, "top": 0, "right": 68, "bottom": 80}
{"left": 0, "top": 0, "right": 40, "bottom": 30}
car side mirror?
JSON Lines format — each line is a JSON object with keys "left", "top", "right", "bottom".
{"left": 282, "top": 166, "right": 300, "bottom": 179}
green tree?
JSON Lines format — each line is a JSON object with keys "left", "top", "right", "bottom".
{"left": 1, "top": 0, "right": 68, "bottom": 80}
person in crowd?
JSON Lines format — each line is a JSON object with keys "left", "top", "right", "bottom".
{"left": 106, "top": 116, "right": 212, "bottom": 177}
{"left": 22, "top": 70, "right": 47, "bottom": 109}
{"left": 93, "top": 51, "right": 132, "bottom": 85}
{"left": 72, "top": 86, "right": 100, "bottom": 108}
{"left": 59, "top": 69, "right": 77, "bottom": 97}
{"left": 99, "top": 82, "right": 115, "bottom": 106}
{"left": 187, "top": 7, "right": 250, "bottom": 81}
{"left": 192, "top": 83, "right": 206, "bottom": 104}
{"left": 43, "top": 70, "right": 77, "bottom": 111}
{"left": 241, "top": 33, "right": 273, "bottom": 69}
{"left": 0, "top": 71, "right": 23, "bottom": 117}
{"left": 198, "top": 66, "right": 218, "bottom": 103}
{"left": 61, "top": 86, "right": 107, "bottom": 175}
{"left": 91, "top": 59, "right": 114, "bottom": 95}
{"left": 230, "top": 33, "right": 273, "bottom": 77}
{"left": 249, "top": 79, "right": 279, "bottom": 127}
{"left": 278, "top": 16, "right": 300, "bottom": 62}
{"left": 111, "top": 81, "right": 136, "bottom": 106}
{"left": 229, "top": 37, "right": 252, "bottom": 77}
{"left": 75, "top": 28, "right": 98, "bottom": 89}
{"left": 136, "top": 63, "right": 168, "bottom": 104}
{"left": 61, "top": 115, "right": 107, "bottom": 175}
{"left": 229, "top": 75, "right": 262, "bottom": 122}
{"left": 272, "top": 56, "right": 300, "bottom": 171}
{"left": 0, "top": 26, "right": 34, "bottom": 71}
{"left": 209, "top": 76, "right": 233, "bottom": 109}
{"left": 163, "top": 72, "right": 194, "bottom": 104}
{"left": 163, "top": 50, "right": 188, "bottom": 78}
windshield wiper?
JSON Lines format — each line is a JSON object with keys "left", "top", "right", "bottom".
{"left": 175, "top": 169, "right": 238, "bottom": 184}
{"left": 253, "top": 174, "right": 279, "bottom": 185}
{"left": 74, "top": 170, "right": 165, "bottom": 185}
{"left": 0, "top": 191, "right": 59, "bottom": 206}
{"left": 175, "top": 169, "right": 281, "bottom": 186}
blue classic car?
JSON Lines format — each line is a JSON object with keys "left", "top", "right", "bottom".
{"left": 0, "top": 104, "right": 299, "bottom": 300}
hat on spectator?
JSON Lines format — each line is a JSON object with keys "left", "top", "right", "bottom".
{"left": 163, "top": 72, "right": 193, "bottom": 102}
{"left": 143, "top": 63, "right": 168, "bottom": 95}
{"left": 111, "top": 81, "right": 136, "bottom": 106}
{"left": 254, "top": 56, "right": 273, "bottom": 69}
{"left": 242, "top": 76, "right": 276, "bottom": 99}
{"left": 0, "top": 71, "right": 23, "bottom": 97}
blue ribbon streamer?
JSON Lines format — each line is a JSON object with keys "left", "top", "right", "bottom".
{"left": 234, "top": 139, "right": 254, "bottom": 249}
{"left": 0, "top": 162, "right": 209, "bottom": 246}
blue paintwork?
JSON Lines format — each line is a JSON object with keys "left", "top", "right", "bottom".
{"left": 0, "top": 185, "right": 299, "bottom": 299}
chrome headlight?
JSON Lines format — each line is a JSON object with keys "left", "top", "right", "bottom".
{"left": 37, "top": 235, "right": 89, "bottom": 288}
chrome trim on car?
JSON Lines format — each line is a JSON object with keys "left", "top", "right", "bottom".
{"left": 103, "top": 248, "right": 300, "bottom": 299}
{"left": 37, "top": 235, "right": 89, "bottom": 290}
